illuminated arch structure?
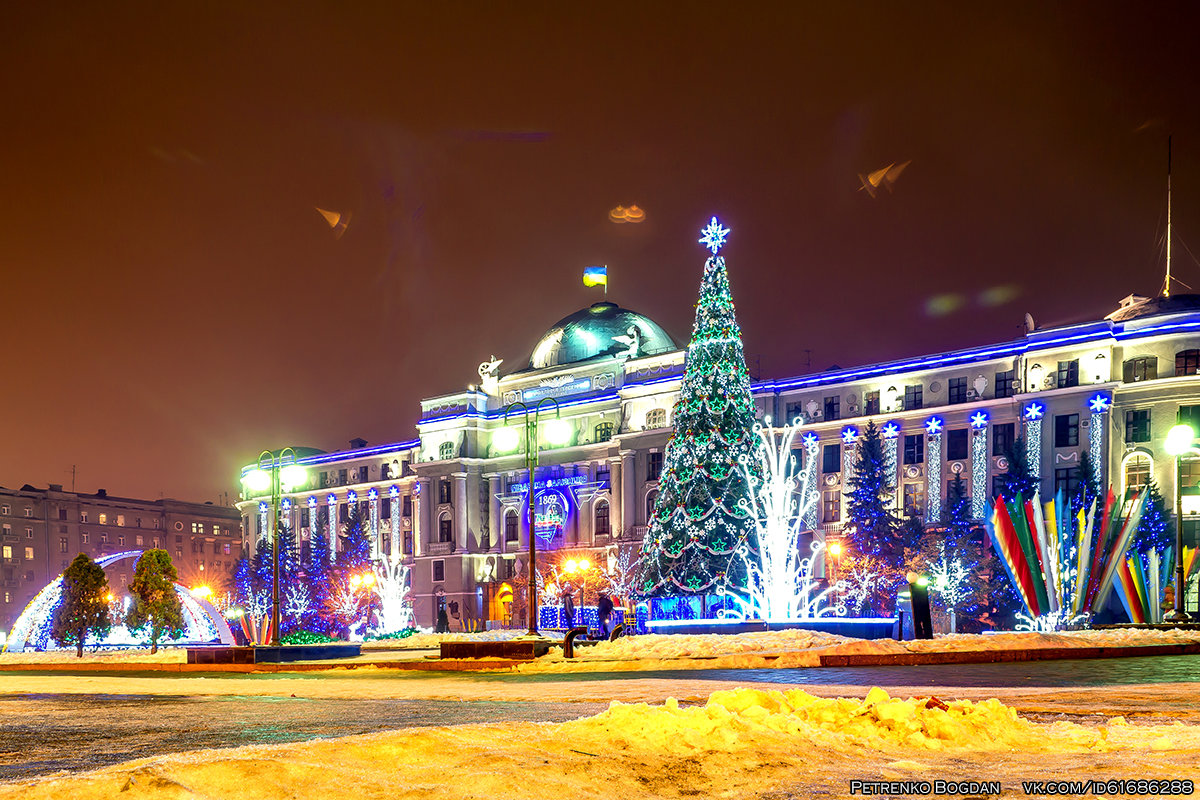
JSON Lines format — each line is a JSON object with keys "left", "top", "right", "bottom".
{"left": 3, "top": 550, "right": 235, "bottom": 653}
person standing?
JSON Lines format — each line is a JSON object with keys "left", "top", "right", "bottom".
{"left": 563, "top": 588, "right": 575, "bottom": 629}
{"left": 597, "top": 592, "right": 614, "bottom": 639}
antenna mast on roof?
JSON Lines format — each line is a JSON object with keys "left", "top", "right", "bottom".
{"left": 1163, "top": 136, "right": 1174, "bottom": 298}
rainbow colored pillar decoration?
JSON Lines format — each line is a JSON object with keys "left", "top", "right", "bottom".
{"left": 1114, "top": 546, "right": 1200, "bottom": 623}
{"left": 986, "top": 488, "right": 1146, "bottom": 631}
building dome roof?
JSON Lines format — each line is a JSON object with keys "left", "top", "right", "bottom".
{"left": 1106, "top": 293, "right": 1200, "bottom": 322}
{"left": 528, "top": 302, "right": 679, "bottom": 369}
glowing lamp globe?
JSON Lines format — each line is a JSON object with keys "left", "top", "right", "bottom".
{"left": 243, "top": 468, "right": 271, "bottom": 493}
{"left": 1165, "top": 424, "right": 1196, "bottom": 456}
{"left": 564, "top": 559, "right": 578, "bottom": 573}
{"left": 579, "top": 558, "right": 591, "bottom": 571}
{"left": 543, "top": 417, "right": 572, "bottom": 446}
{"left": 492, "top": 426, "right": 520, "bottom": 453}
{"left": 280, "top": 464, "right": 309, "bottom": 490}
{"left": 828, "top": 542, "right": 842, "bottom": 557}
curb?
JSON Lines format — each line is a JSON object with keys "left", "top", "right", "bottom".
{"left": 3, "top": 642, "right": 1198, "bottom": 675}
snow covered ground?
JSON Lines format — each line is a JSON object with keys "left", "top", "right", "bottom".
{"left": 2, "top": 687, "right": 1198, "bottom": 799}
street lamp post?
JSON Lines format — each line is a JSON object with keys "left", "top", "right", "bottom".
{"left": 1164, "top": 424, "right": 1196, "bottom": 623}
{"left": 242, "top": 448, "right": 309, "bottom": 646}
{"left": 492, "top": 398, "right": 572, "bottom": 637}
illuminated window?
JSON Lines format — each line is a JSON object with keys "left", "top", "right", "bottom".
{"left": 59, "top": 538, "right": 68, "bottom": 553}
{"left": 1181, "top": 458, "right": 1200, "bottom": 492}
{"left": 439, "top": 442, "right": 454, "bottom": 460}
{"left": 438, "top": 479, "right": 451, "bottom": 504}
{"left": 646, "top": 409, "right": 667, "bottom": 429}
{"left": 594, "top": 500, "right": 610, "bottom": 536}
{"left": 135, "top": 535, "right": 144, "bottom": 546}
{"left": 98, "top": 513, "right": 107, "bottom": 525}
{"left": 822, "top": 491, "right": 841, "bottom": 523}
{"left": 116, "top": 515, "right": 125, "bottom": 527}
{"left": 1, "top": 545, "right": 10, "bottom": 559}
{"left": 1124, "top": 454, "right": 1151, "bottom": 494}
{"left": 23, "top": 547, "right": 33, "bottom": 560}
{"left": 903, "top": 484, "right": 923, "bottom": 517}
{"left": 594, "top": 422, "right": 614, "bottom": 442}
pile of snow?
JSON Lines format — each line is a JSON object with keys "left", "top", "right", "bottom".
{"left": 0, "top": 648, "right": 186, "bottom": 664}
{"left": 565, "top": 686, "right": 1166, "bottom": 754}
{"left": 364, "top": 628, "right": 528, "bottom": 650}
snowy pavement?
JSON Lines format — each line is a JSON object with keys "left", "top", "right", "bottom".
{"left": 2, "top": 686, "right": 1198, "bottom": 799}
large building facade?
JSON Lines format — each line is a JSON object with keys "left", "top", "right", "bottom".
{"left": 1, "top": 485, "right": 241, "bottom": 633}
{"left": 237, "top": 294, "right": 1200, "bottom": 629}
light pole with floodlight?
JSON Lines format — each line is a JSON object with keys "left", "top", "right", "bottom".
{"left": 1164, "top": 424, "right": 1197, "bottom": 623}
{"left": 242, "top": 448, "right": 310, "bottom": 646}
{"left": 491, "top": 398, "right": 572, "bottom": 637}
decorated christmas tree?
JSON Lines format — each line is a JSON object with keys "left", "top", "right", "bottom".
{"left": 845, "top": 420, "right": 904, "bottom": 568}
{"left": 638, "top": 217, "right": 762, "bottom": 598}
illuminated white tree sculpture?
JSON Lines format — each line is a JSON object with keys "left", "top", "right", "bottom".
{"left": 928, "top": 541, "right": 971, "bottom": 633}
{"left": 722, "top": 420, "right": 844, "bottom": 621}
{"left": 372, "top": 552, "right": 413, "bottom": 633}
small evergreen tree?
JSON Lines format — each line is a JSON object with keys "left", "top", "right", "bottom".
{"left": 939, "top": 474, "right": 973, "bottom": 548}
{"left": 1133, "top": 479, "right": 1173, "bottom": 555}
{"left": 1075, "top": 450, "right": 1101, "bottom": 514}
{"left": 998, "top": 436, "right": 1040, "bottom": 501}
{"left": 340, "top": 508, "right": 373, "bottom": 571}
{"left": 845, "top": 421, "right": 904, "bottom": 568}
{"left": 52, "top": 554, "right": 111, "bottom": 657}
{"left": 305, "top": 521, "right": 334, "bottom": 633}
{"left": 126, "top": 549, "right": 185, "bottom": 653}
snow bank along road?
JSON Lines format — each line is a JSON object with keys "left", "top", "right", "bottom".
{"left": 1, "top": 686, "right": 1197, "bottom": 799}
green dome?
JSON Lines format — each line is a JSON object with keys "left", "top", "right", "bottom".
{"left": 529, "top": 302, "right": 679, "bottom": 369}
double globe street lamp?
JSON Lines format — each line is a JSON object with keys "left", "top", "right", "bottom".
{"left": 242, "top": 448, "right": 310, "bottom": 646}
{"left": 491, "top": 398, "right": 572, "bottom": 637}
{"left": 1164, "top": 424, "right": 1198, "bottom": 623}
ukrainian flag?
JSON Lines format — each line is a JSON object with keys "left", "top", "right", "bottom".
{"left": 583, "top": 265, "right": 607, "bottom": 287}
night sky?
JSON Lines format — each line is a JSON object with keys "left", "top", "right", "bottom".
{"left": 4, "top": 2, "right": 1199, "bottom": 503}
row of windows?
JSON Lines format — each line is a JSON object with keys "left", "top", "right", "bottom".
{"left": 1, "top": 545, "right": 34, "bottom": 560}
{"left": 786, "top": 371, "right": 1020, "bottom": 424}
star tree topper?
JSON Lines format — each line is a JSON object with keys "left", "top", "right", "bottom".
{"left": 699, "top": 216, "right": 731, "bottom": 254}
